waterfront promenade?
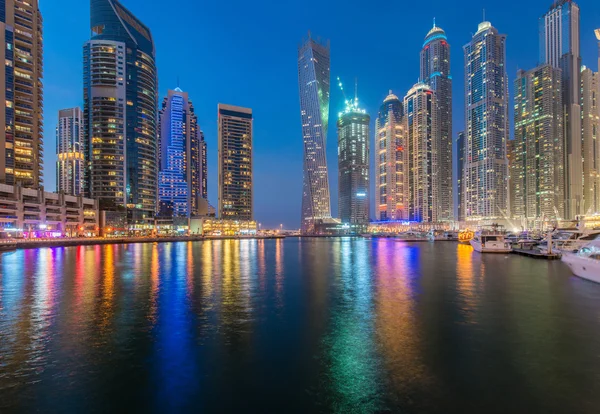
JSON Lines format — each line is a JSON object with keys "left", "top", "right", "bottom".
{"left": 3, "top": 234, "right": 286, "bottom": 251}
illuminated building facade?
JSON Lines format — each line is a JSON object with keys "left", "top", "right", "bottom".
{"left": 0, "top": 0, "right": 43, "bottom": 188}
{"left": 456, "top": 131, "right": 465, "bottom": 222}
{"left": 298, "top": 34, "right": 332, "bottom": 234}
{"left": 158, "top": 88, "right": 204, "bottom": 218}
{"left": 404, "top": 82, "right": 438, "bottom": 223}
{"left": 218, "top": 104, "right": 253, "bottom": 221}
{"left": 57, "top": 108, "right": 84, "bottom": 196}
{"left": 200, "top": 130, "right": 207, "bottom": 200}
{"left": 581, "top": 66, "right": 600, "bottom": 215}
{"left": 375, "top": 92, "right": 405, "bottom": 221}
{"left": 512, "top": 65, "right": 564, "bottom": 222}
{"left": 85, "top": 0, "right": 158, "bottom": 225}
{"left": 0, "top": 183, "right": 98, "bottom": 237}
{"left": 337, "top": 96, "right": 370, "bottom": 226}
{"left": 421, "top": 22, "right": 453, "bottom": 222}
{"left": 463, "top": 21, "right": 509, "bottom": 221}
{"left": 200, "top": 219, "right": 257, "bottom": 236}
{"left": 539, "top": 0, "right": 581, "bottom": 218}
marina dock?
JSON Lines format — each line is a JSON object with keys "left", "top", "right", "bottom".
{"left": 512, "top": 248, "right": 562, "bottom": 260}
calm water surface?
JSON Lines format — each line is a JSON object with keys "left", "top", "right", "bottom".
{"left": 1, "top": 239, "right": 600, "bottom": 413}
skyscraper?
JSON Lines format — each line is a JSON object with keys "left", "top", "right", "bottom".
{"left": 404, "top": 82, "right": 438, "bottom": 223}
{"left": 421, "top": 22, "right": 453, "bottom": 222}
{"left": 581, "top": 66, "right": 600, "bottom": 215}
{"left": 298, "top": 34, "right": 331, "bottom": 234}
{"left": 512, "top": 65, "right": 564, "bottom": 223}
{"left": 540, "top": 0, "right": 581, "bottom": 218}
{"left": 463, "top": 21, "right": 509, "bottom": 221}
{"left": 84, "top": 0, "right": 158, "bottom": 224}
{"left": 158, "top": 88, "right": 204, "bottom": 218}
{"left": 456, "top": 131, "right": 465, "bottom": 222}
{"left": 337, "top": 95, "right": 370, "bottom": 226}
{"left": 0, "top": 0, "right": 43, "bottom": 188}
{"left": 375, "top": 92, "right": 405, "bottom": 221}
{"left": 218, "top": 104, "right": 253, "bottom": 221}
{"left": 200, "top": 130, "right": 208, "bottom": 201}
{"left": 596, "top": 29, "right": 600, "bottom": 70}
{"left": 57, "top": 108, "right": 84, "bottom": 196}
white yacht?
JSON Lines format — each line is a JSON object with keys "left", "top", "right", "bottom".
{"left": 562, "top": 240, "right": 600, "bottom": 284}
{"left": 395, "top": 231, "right": 430, "bottom": 242}
{"left": 428, "top": 230, "right": 458, "bottom": 241}
{"left": 470, "top": 226, "right": 512, "bottom": 253}
{"left": 538, "top": 229, "right": 600, "bottom": 253}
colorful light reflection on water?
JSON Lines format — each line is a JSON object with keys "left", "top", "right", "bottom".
{"left": 1, "top": 239, "right": 600, "bottom": 412}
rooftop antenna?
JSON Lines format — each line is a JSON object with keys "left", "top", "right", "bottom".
{"left": 433, "top": 17, "right": 436, "bottom": 28}
{"left": 177, "top": 75, "right": 180, "bottom": 89}
{"left": 483, "top": 9, "right": 486, "bottom": 22}
{"left": 354, "top": 77, "right": 358, "bottom": 102}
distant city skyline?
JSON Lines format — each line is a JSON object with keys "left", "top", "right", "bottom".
{"left": 39, "top": 0, "right": 600, "bottom": 228}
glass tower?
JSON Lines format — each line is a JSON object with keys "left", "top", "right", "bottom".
{"left": 0, "top": 0, "right": 43, "bottom": 188}
{"left": 404, "top": 83, "right": 438, "bottom": 223}
{"left": 57, "top": 108, "right": 84, "bottom": 196}
{"left": 539, "top": 0, "right": 581, "bottom": 218}
{"left": 512, "top": 65, "right": 564, "bottom": 224}
{"left": 421, "top": 22, "right": 453, "bottom": 222}
{"left": 337, "top": 96, "right": 370, "bottom": 226}
{"left": 158, "top": 88, "right": 204, "bottom": 218}
{"left": 85, "top": 0, "right": 158, "bottom": 225}
{"left": 298, "top": 34, "right": 332, "bottom": 234}
{"left": 375, "top": 92, "right": 405, "bottom": 221}
{"left": 463, "top": 21, "right": 509, "bottom": 221}
{"left": 218, "top": 104, "right": 253, "bottom": 221}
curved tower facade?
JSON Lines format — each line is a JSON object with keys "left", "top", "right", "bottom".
{"left": 404, "top": 83, "right": 438, "bottom": 223}
{"left": 298, "top": 34, "right": 331, "bottom": 234}
{"left": 375, "top": 92, "right": 405, "bottom": 221}
{"left": 85, "top": 0, "right": 157, "bottom": 225}
{"left": 421, "top": 23, "right": 452, "bottom": 222}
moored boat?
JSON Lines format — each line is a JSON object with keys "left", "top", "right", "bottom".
{"left": 470, "top": 225, "right": 512, "bottom": 253}
{"left": 562, "top": 240, "right": 600, "bottom": 283}
{"left": 458, "top": 229, "right": 475, "bottom": 244}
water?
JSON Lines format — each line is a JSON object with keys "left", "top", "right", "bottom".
{"left": 1, "top": 239, "right": 600, "bottom": 413}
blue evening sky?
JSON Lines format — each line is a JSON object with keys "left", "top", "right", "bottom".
{"left": 42, "top": 0, "right": 600, "bottom": 229}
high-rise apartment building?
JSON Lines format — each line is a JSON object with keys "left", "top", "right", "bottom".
{"left": 0, "top": 0, "right": 43, "bottom": 188}
{"left": 158, "top": 88, "right": 204, "bottom": 218}
{"left": 57, "top": 108, "right": 84, "bottom": 196}
{"left": 581, "top": 66, "right": 600, "bottom": 215}
{"left": 539, "top": 0, "right": 581, "bottom": 218}
{"left": 84, "top": 0, "right": 158, "bottom": 225}
{"left": 404, "top": 83, "right": 438, "bottom": 223}
{"left": 421, "top": 22, "right": 453, "bottom": 222}
{"left": 456, "top": 131, "right": 465, "bottom": 222}
{"left": 337, "top": 96, "right": 370, "bottom": 226}
{"left": 200, "top": 130, "right": 207, "bottom": 201}
{"left": 298, "top": 34, "right": 331, "bottom": 234}
{"left": 375, "top": 92, "right": 405, "bottom": 221}
{"left": 463, "top": 21, "right": 509, "bottom": 221}
{"left": 218, "top": 104, "right": 253, "bottom": 221}
{"left": 512, "top": 65, "right": 564, "bottom": 223}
